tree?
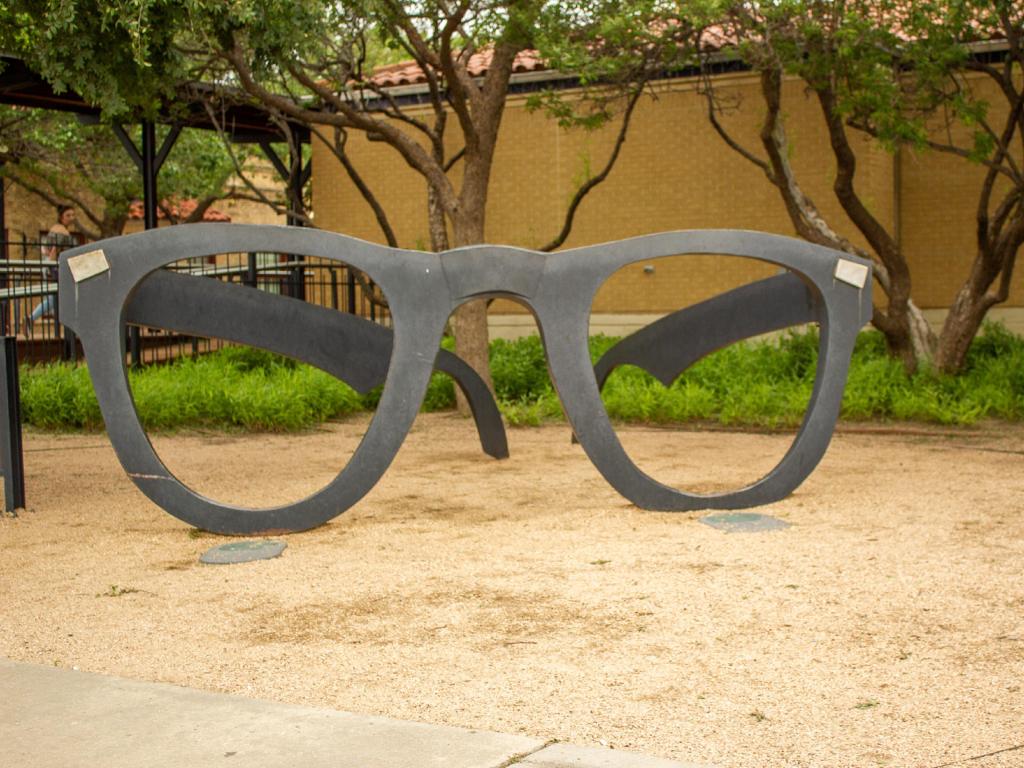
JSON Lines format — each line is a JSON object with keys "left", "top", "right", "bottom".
{"left": 876, "top": 1, "right": 1024, "bottom": 373}
{"left": 688, "top": 1, "right": 934, "bottom": 372}
{"left": 1, "top": 106, "right": 131, "bottom": 238}
{"left": 5, "top": 0, "right": 672, "bottom": 399}
{"left": 0, "top": 1, "right": 188, "bottom": 122}
{"left": 0, "top": 106, "right": 247, "bottom": 238}
{"left": 186, "top": 0, "right": 679, "bottom": 397}
{"left": 0, "top": 2, "right": 277, "bottom": 239}
{"left": 690, "top": 1, "right": 1023, "bottom": 374}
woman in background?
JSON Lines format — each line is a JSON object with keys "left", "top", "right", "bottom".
{"left": 26, "top": 205, "right": 77, "bottom": 332}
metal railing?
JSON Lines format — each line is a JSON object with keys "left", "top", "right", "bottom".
{"left": 0, "top": 241, "right": 392, "bottom": 366}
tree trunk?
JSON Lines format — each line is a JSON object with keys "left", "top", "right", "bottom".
{"left": 427, "top": 185, "right": 449, "bottom": 252}
{"left": 450, "top": 211, "right": 495, "bottom": 415}
{"left": 452, "top": 300, "right": 492, "bottom": 413}
{"left": 874, "top": 298, "right": 937, "bottom": 373}
{"left": 756, "top": 67, "right": 940, "bottom": 372}
{"left": 100, "top": 214, "right": 128, "bottom": 239}
{"left": 704, "top": 60, "right": 939, "bottom": 369}
{"left": 934, "top": 231, "right": 1023, "bottom": 373}
{"left": 907, "top": 301, "right": 937, "bottom": 368}
{"left": 935, "top": 285, "right": 992, "bottom": 374}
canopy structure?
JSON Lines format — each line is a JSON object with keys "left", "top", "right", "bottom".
{"left": 0, "top": 53, "right": 311, "bottom": 230}
{"left": 0, "top": 55, "right": 311, "bottom": 138}
{"left": 0, "top": 55, "right": 312, "bottom": 362}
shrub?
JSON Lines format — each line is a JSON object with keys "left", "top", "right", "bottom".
{"left": 18, "top": 322, "right": 1024, "bottom": 431}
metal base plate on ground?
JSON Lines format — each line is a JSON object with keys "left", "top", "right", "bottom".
{"left": 199, "top": 540, "right": 286, "bottom": 565}
{"left": 700, "top": 512, "right": 790, "bottom": 533}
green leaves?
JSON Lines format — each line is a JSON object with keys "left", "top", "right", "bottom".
{"left": 0, "top": 106, "right": 244, "bottom": 237}
{"left": 529, "top": 0, "right": 706, "bottom": 129}
{"left": 3, "top": 0, "right": 189, "bottom": 120}
{"left": 18, "top": 323, "right": 1024, "bottom": 432}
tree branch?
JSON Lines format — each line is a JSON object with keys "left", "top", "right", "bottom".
{"left": 224, "top": 37, "right": 457, "bottom": 213}
{"left": 757, "top": 66, "right": 872, "bottom": 260}
{"left": 3, "top": 166, "right": 103, "bottom": 239}
{"left": 457, "top": 39, "right": 521, "bottom": 213}
{"left": 815, "top": 84, "right": 904, "bottom": 275}
{"left": 698, "top": 59, "right": 772, "bottom": 177}
{"left": 976, "top": 96, "right": 1024, "bottom": 252}
{"left": 991, "top": 213, "right": 1024, "bottom": 304}
{"left": 357, "top": 81, "right": 435, "bottom": 139}
{"left": 432, "top": 2, "right": 480, "bottom": 153}
{"left": 157, "top": 199, "right": 177, "bottom": 223}
{"left": 540, "top": 85, "right": 644, "bottom": 252}
{"left": 990, "top": 188, "right": 1023, "bottom": 241}
{"left": 849, "top": 114, "right": 1022, "bottom": 184}
{"left": 183, "top": 194, "right": 220, "bottom": 225}
{"left": 198, "top": 99, "right": 313, "bottom": 225}
{"left": 443, "top": 146, "right": 465, "bottom": 172}
{"left": 311, "top": 125, "right": 399, "bottom": 247}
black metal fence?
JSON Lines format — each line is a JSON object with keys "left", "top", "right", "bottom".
{"left": 0, "top": 239, "right": 392, "bottom": 366}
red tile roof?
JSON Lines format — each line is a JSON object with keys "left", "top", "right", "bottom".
{"left": 359, "top": 29, "right": 745, "bottom": 90}
{"left": 359, "top": 17, "right": 1006, "bottom": 91}
{"left": 128, "top": 199, "right": 231, "bottom": 222}
{"left": 367, "top": 49, "right": 549, "bottom": 88}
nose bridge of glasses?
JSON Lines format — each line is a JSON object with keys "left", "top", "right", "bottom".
{"left": 440, "top": 247, "right": 546, "bottom": 303}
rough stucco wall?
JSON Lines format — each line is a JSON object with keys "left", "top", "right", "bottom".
{"left": 311, "top": 69, "right": 1021, "bottom": 316}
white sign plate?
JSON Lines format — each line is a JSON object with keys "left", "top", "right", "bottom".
{"left": 67, "top": 249, "right": 110, "bottom": 283}
{"left": 834, "top": 259, "right": 869, "bottom": 288}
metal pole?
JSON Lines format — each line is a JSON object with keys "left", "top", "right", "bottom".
{"left": 0, "top": 165, "right": 6, "bottom": 251}
{"left": 112, "top": 122, "right": 183, "bottom": 367}
{"left": 128, "top": 121, "right": 158, "bottom": 368}
{"left": 0, "top": 337, "right": 25, "bottom": 512}
{"left": 55, "top": 290, "right": 75, "bottom": 362}
{"left": 54, "top": 289, "right": 63, "bottom": 354}
{"left": 287, "top": 136, "right": 306, "bottom": 301}
{"left": 142, "top": 121, "right": 158, "bottom": 230}
{"left": 14, "top": 233, "right": 26, "bottom": 338}
{"left": 0, "top": 170, "right": 8, "bottom": 336}
{"left": 246, "top": 252, "right": 258, "bottom": 288}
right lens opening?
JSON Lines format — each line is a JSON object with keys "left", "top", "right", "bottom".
{"left": 589, "top": 252, "right": 820, "bottom": 495}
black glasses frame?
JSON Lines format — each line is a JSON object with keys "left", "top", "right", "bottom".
{"left": 59, "top": 224, "right": 871, "bottom": 535}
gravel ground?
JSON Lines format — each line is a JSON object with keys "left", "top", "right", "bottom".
{"left": 1, "top": 413, "right": 1022, "bottom": 768}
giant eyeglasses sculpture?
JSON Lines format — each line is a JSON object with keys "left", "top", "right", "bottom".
{"left": 58, "top": 225, "right": 871, "bottom": 535}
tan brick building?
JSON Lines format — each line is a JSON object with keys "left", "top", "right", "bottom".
{"left": 312, "top": 68, "right": 1024, "bottom": 337}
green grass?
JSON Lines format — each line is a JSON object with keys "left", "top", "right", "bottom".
{"left": 494, "top": 323, "right": 1024, "bottom": 428}
{"left": 21, "top": 346, "right": 365, "bottom": 432}
{"left": 18, "top": 322, "right": 1024, "bottom": 432}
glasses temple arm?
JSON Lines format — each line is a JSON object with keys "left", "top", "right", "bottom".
{"left": 594, "top": 272, "right": 821, "bottom": 391}
{"left": 126, "top": 270, "right": 508, "bottom": 459}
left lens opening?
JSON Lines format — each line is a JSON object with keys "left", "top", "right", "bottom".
{"left": 124, "top": 250, "right": 395, "bottom": 510}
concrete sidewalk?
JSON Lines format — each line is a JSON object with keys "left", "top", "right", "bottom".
{"left": 0, "top": 659, "right": 713, "bottom": 768}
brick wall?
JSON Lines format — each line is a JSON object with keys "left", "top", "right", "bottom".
{"left": 898, "top": 71, "right": 1024, "bottom": 309}
{"left": 312, "top": 68, "right": 1024, "bottom": 326}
